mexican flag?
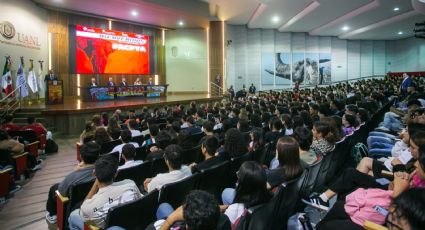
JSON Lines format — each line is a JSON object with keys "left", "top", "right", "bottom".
{"left": 27, "top": 60, "right": 38, "bottom": 93}
{"left": 2, "top": 57, "right": 13, "bottom": 97}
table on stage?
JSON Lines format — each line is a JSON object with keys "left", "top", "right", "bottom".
{"left": 79, "top": 84, "right": 168, "bottom": 101}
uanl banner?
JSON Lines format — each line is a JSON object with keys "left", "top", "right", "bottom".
{"left": 75, "top": 25, "right": 150, "bottom": 75}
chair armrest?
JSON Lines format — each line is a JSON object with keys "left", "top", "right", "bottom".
{"left": 26, "top": 141, "right": 40, "bottom": 157}
{"left": 12, "top": 152, "right": 29, "bottom": 178}
{"left": 0, "top": 167, "right": 13, "bottom": 174}
{"left": 56, "top": 190, "right": 70, "bottom": 230}
{"left": 55, "top": 190, "right": 69, "bottom": 203}
{"left": 363, "top": 220, "right": 388, "bottom": 230}
{"left": 12, "top": 152, "right": 29, "bottom": 159}
{"left": 84, "top": 223, "right": 100, "bottom": 230}
{"left": 381, "top": 170, "right": 394, "bottom": 179}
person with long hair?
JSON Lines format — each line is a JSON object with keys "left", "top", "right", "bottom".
{"left": 79, "top": 121, "right": 95, "bottom": 144}
{"left": 267, "top": 136, "right": 305, "bottom": 188}
{"left": 94, "top": 128, "right": 112, "bottom": 146}
{"left": 219, "top": 128, "right": 248, "bottom": 160}
{"left": 221, "top": 161, "right": 272, "bottom": 224}
{"left": 311, "top": 121, "right": 335, "bottom": 156}
{"left": 342, "top": 114, "right": 359, "bottom": 136}
{"left": 106, "top": 117, "right": 121, "bottom": 140}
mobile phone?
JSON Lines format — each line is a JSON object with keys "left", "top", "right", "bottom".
{"left": 374, "top": 205, "right": 388, "bottom": 217}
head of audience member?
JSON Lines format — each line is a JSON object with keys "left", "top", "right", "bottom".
{"left": 358, "top": 108, "right": 371, "bottom": 124}
{"left": 292, "top": 115, "right": 304, "bottom": 129}
{"left": 293, "top": 127, "right": 313, "bottom": 152}
{"left": 94, "top": 154, "right": 119, "bottom": 186}
{"left": 300, "top": 111, "right": 313, "bottom": 129}
{"left": 92, "top": 115, "right": 102, "bottom": 127}
{"left": 407, "top": 99, "right": 422, "bottom": 112}
{"left": 234, "top": 161, "right": 272, "bottom": 209}
{"left": 250, "top": 114, "right": 262, "bottom": 128}
{"left": 186, "top": 116, "right": 195, "bottom": 127}
{"left": 155, "top": 130, "right": 172, "bottom": 150}
{"left": 318, "top": 103, "right": 331, "bottom": 118}
{"left": 345, "top": 104, "right": 359, "bottom": 116}
{"left": 237, "top": 119, "right": 250, "bottom": 133}
{"left": 95, "top": 128, "right": 112, "bottom": 146}
{"left": 224, "top": 128, "right": 247, "bottom": 158}
{"left": 164, "top": 144, "right": 183, "bottom": 171}
{"left": 202, "top": 121, "right": 214, "bottom": 135}
{"left": 101, "top": 112, "right": 108, "bottom": 126}
{"left": 387, "top": 188, "right": 425, "bottom": 230}
{"left": 250, "top": 127, "right": 264, "bottom": 146}
{"left": 120, "top": 130, "right": 132, "bottom": 144}
{"left": 269, "top": 117, "right": 283, "bottom": 132}
{"left": 149, "top": 124, "right": 159, "bottom": 138}
{"left": 342, "top": 114, "right": 359, "bottom": 128}
{"left": 171, "top": 121, "right": 181, "bottom": 134}
{"left": 0, "top": 129, "right": 9, "bottom": 141}
{"left": 275, "top": 136, "right": 304, "bottom": 181}
{"left": 80, "top": 142, "right": 101, "bottom": 164}
{"left": 280, "top": 114, "right": 293, "bottom": 130}
{"left": 107, "top": 117, "right": 120, "bottom": 130}
{"left": 312, "top": 121, "right": 336, "bottom": 144}
{"left": 183, "top": 190, "right": 221, "bottom": 230}
{"left": 27, "top": 116, "right": 36, "bottom": 124}
{"left": 84, "top": 121, "right": 95, "bottom": 133}
{"left": 121, "top": 144, "right": 136, "bottom": 162}
{"left": 127, "top": 119, "right": 138, "bottom": 131}
{"left": 201, "top": 136, "right": 218, "bottom": 159}
{"left": 309, "top": 103, "right": 319, "bottom": 116}
{"left": 409, "top": 131, "right": 425, "bottom": 159}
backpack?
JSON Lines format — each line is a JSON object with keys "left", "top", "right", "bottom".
{"left": 45, "top": 139, "right": 58, "bottom": 153}
{"left": 350, "top": 143, "right": 368, "bottom": 167}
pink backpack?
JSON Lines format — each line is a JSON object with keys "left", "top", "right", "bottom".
{"left": 344, "top": 188, "right": 392, "bottom": 226}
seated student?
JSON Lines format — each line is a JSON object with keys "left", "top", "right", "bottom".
{"left": 68, "top": 154, "right": 142, "bottom": 230}
{"left": 155, "top": 190, "right": 231, "bottom": 230}
{"left": 118, "top": 144, "right": 143, "bottom": 170}
{"left": 266, "top": 136, "right": 305, "bottom": 188}
{"left": 377, "top": 99, "right": 421, "bottom": 132}
{"left": 184, "top": 116, "right": 202, "bottom": 135}
{"left": 79, "top": 121, "right": 96, "bottom": 144}
{"left": 94, "top": 128, "right": 112, "bottom": 146}
{"left": 91, "top": 115, "right": 104, "bottom": 129}
{"left": 106, "top": 117, "right": 121, "bottom": 140}
{"left": 145, "top": 130, "right": 172, "bottom": 161}
{"left": 45, "top": 142, "right": 100, "bottom": 225}
{"left": 310, "top": 121, "right": 335, "bottom": 156}
{"left": 143, "top": 144, "right": 190, "bottom": 193}
{"left": 264, "top": 117, "right": 284, "bottom": 143}
{"left": 0, "top": 129, "right": 36, "bottom": 171}
{"left": 237, "top": 118, "right": 251, "bottom": 133}
{"left": 312, "top": 145, "right": 425, "bottom": 230}
{"left": 293, "top": 127, "right": 317, "bottom": 165}
{"left": 248, "top": 127, "right": 264, "bottom": 153}
{"left": 198, "top": 120, "right": 216, "bottom": 145}
{"left": 0, "top": 114, "right": 21, "bottom": 132}
{"left": 218, "top": 128, "right": 248, "bottom": 161}
{"left": 21, "top": 116, "right": 47, "bottom": 137}
{"left": 127, "top": 119, "right": 142, "bottom": 137}
{"left": 189, "top": 136, "right": 222, "bottom": 173}
{"left": 194, "top": 109, "right": 205, "bottom": 127}
{"left": 142, "top": 124, "right": 159, "bottom": 146}
{"left": 281, "top": 114, "right": 294, "bottom": 136}
{"left": 342, "top": 114, "right": 359, "bottom": 136}
{"left": 220, "top": 161, "right": 272, "bottom": 224}
{"left": 110, "top": 130, "right": 139, "bottom": 157}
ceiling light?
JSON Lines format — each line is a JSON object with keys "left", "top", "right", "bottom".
{"left": 393, "top": 7, "right": 399, "bottom": 11}
{"left": 131, "top": 10, "right": 138, "bottom": 16}
{"left": 398, "top": 31, "right": 403, "bottom": 35}
{"left": 178, "top": 20, "right": 184, "bottom": 26}
{"left": 272, "top": 16, "right": 280, "bottom": 23}
{"left": 341, "top": 26, "right": 349, "bottom": 31}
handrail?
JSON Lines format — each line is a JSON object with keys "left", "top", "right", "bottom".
{"left": 210, "top": 82, "right": 223, "bottom": 96}
{"left": 0, "top": 82, "right": 25, "bottom": 103}
{"left": 0, "top": 83, "right": 25, "bottom": 118}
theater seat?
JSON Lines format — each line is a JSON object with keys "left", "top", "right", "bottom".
{"left": 135, "top": 146, "right": 147, "bottom": 161}
{"left": 56, "top": 179, "right": 95, "bottom": 230}
{"left": 150, "top": 157, "right": 168, "bottom": 177}
{"left": 131, "top": 135, "right": 145, "bottom": 146}
{"left": 12, "top": 152, "right": 28, "bottom": 179}
{"left": 181, "top": 145, "right": 202, "bottom": 164}
{"left": 76, "top": 142, "right": 82, "bottom": 162}
{"left": 299, "top": 156, "right": 323, "bottom": 200}
{"left": 116, "top": 161, "right": 151, "bottom": 186}
{"left": 101, "top": 139, "right": 122, "bottom": 154}
{"left": 0, "top": 168, "right": 12, "bottom": 200}
{"left": 26, "top": 140, "right": 40, "bottom": 158}
{"left": 197, "top": 161, "right": 230, "bottom": 200}
{"left": 159, "top": 173, "right": 201, "bottom": 208}
{"left": 228, "top": 153, "right": 250, "bottom": 186}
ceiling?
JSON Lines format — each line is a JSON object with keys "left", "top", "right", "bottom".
{"left": 32, "top": 0, "right": 425, "bottom": 40}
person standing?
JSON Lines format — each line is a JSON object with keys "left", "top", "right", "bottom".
{"left": 400, "top": 73, "right": 412, "bottom": 97}
{"left": 248, "top": 83, "right": 256, "bottom": 94}
{"left": 44, "top": 70, "right": 57, "bottom": 81}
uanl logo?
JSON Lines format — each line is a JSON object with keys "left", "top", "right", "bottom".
{"left": 0, "top": 21, "right": 15, "bottom": 39}
{"left": 0, "top": 21, "right": 41, "bottom": 49}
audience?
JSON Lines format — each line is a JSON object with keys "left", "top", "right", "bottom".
{"left": 110, "top": 130, "right": 139, "bottom": 158}
{"left": 118, "top": 144, "right": 143, "bottom": 170}
{"left": 94, "top": 128, "right": 112, "bottom": 146}
{"left": 189, "top": 136, "right": 222, "bottom": 173}
{"left": 79, "top": 121, "right": 95, "bottom": 144}
{"left": 0, "top": 114, "right": 21, "bottom": 132}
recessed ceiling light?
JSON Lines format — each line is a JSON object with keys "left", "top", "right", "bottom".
{"left": 272, "top": 16, "right": 280, "bottom": 23}
{"left": 131, "top": 10, "right": 138, "bottom": 16}
{"left": 393, "top": 7, "right": 399, "bottom": 11}
{"left": 178, "top": 20, "right": 184, "bottom": 26}
{"left": 398, "top": 31, "right": 403, "bottom": 35}
{"left": 342, "top": 26, "right": 349, "bottom": 31}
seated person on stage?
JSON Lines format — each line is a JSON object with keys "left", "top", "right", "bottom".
{"left": 45, "top": 142, "right": 100, "bottom": 225}
{"left": 154, "top": 190, "right": 231, "bottom": 230}
{"left": 21, "top": 116, "right": 48, "bottom": 138}
{"left": 133, "top": 77, "right": 142, "bottom": 86}
{"left": 142, "top": 124, "right": 158, "bottom": 146}
{"left": 120, "top": 77, "right": 127, "bottom": 87}
{"left": 68, "top": 154, "right": 142, "bottom": 230}
{"left": 88, "top": 77, "right": 97, "bottom": 87}
{"left": 107, "top": 77, "right": 115, "bottom": 87}
{"left": 127, "top": 119, "right": 142, "bottom": 137}
{"left": 146, "top": 130, "right": 172, "bottom": 161}
{"left": 143, "top": 144, "right": 190, "bottom": 193}
{"left": 0, "top": 114, "right": 21, "bottom": 132}
{"left": 147, "top": 77, "right": 154, "bottom": 85}
{"left": 118, "top": 144, "right": 143, "bottom": 170}
{"left": 111, "top": 130, "right": 139, "bottom": 158}
{"left": 189, "top": 136, "right": 222, "bottom": 174}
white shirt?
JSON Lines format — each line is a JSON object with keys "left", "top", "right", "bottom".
{"left": 225, "top": 203, "right": 245, "bottom": 224}
{"left": 118, "top": 160, "right": 144, "bottom": 170}
{"left": 285, "top": 128, "right": 293, "bottom": 136}
{"left": 111, "top": 142, "right": 139, "bottom": 154}
{"left": 147, "top": 170, "right": 188, "bottom": 193}
{"left": 130, "top": 130, "right": 142, "bottom": 137}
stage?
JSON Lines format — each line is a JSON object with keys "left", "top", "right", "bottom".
{"left": 20, "top": 93, "right": 223, "bottom": 135}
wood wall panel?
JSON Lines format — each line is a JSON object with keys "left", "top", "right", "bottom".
{"left": 47, "top": 10, "right": 165, "bottom": 97}
{"left": 209, "top": 21, "right": 226, "bottom": 91}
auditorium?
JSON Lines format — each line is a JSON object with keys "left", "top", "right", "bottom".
{"left": 0, "top": 0, "right": 425, "bottom": 229}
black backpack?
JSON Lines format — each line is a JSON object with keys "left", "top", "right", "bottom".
{"left": 45, "top": 139, "right": 58, "bottom": 153}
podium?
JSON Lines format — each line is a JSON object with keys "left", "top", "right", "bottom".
{"left": 46, "top": 80, "right": 64, "bottom": 105}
